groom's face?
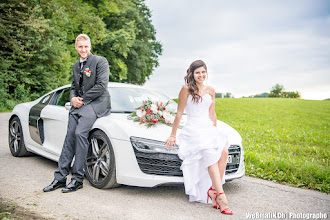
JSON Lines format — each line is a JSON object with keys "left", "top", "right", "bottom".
{"left": 75, "top": 40, "right": 91, "bottom": 59}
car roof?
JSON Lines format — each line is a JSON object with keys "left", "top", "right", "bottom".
{"left": 108, "top": 82, "right": 144, "bottom": 89}
{"left": 58, "top": 82, "right": 144, "bottom": 90}
{"left": 36, "top": 82, "right": 158, "bottom": 103}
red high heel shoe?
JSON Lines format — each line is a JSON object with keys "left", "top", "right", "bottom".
{"left": 207, "top": 187, "right": 217, "bottom": 209}
{"left": 215, "top": 192, "right": 233, "bottom": 215}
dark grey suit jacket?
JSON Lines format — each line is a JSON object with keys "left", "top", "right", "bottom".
{"left": 70, "top": 53, "right": 111, "bottom": 118}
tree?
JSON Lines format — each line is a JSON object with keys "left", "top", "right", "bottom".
{"left": 281, "top": 91, "right": 301, "bottom": 98}
{"left": 268, "top": 84, "right": 284, "bottom": 97}
{"left": 267, "top": 84, "right": 300, "bottom": 98}
{"left": 251, "top": 92, "right": 269, "bottom": 98}
{"left": 224, "top": 92, "right": 232, "bottom": 98}
{"left": 92, "top": 0, "right": 162, "bottom": 84}
{"left": 0, "top": 0, "right": 162, "bottom": 110}
{"left": 0, "top": 0, "right": 71, "bottom": 106}
{"left": 215, "top": 93, "right": 223, "bottom": 98}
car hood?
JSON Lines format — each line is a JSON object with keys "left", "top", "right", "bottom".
{"left": 95, "top": 113, "right": 242, "bottom": 145}
{"left": 95, "top": 113, "right": 180, "bottom": 142}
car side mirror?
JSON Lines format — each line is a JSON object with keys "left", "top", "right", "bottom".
{"left": 65, "top": 102, "right": 71, "bottom": 110}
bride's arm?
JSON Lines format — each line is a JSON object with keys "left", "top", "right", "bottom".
{"left": 209, "top": 87, "right": 217, "bottom": 127}
{"left": 165, "top": 86, "right": 188, "bottom": 148}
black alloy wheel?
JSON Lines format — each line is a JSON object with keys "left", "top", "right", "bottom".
{"left": 85, "top": 130, "right": 119, "bottom": 189}
{"left": 8, "top": 116, "right": 30, "bottom": 157}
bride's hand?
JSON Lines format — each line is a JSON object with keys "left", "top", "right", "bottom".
{"left": 165, "top": 136, "right": 176, "bottom": 149}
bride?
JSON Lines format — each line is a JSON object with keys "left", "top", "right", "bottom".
{"left": 165, "top": 60, "right": 233, "bottom": 215}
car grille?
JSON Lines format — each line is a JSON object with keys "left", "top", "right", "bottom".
{"left": 133, "top": 145, "right": 241, "bottom": 177}
{"left": 133, "top": 150, "right": 183, "bottom": 176}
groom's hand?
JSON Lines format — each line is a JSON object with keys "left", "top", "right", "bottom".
{"left": 71, "top": 97, "right": 84, "bottom": 108}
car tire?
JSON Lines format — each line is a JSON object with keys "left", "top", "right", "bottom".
{"left": 8, "top": 116, "right": 30, "bottom": 157}
{"left": 85, "top": 130, "right": 120, "bottom": 189}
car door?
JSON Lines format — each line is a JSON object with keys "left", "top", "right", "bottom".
{"left": 39, "top": 87, "right": 71, "bottom": 156}
{"left": 29, "top": 93, "right": 54, "bottom": 147}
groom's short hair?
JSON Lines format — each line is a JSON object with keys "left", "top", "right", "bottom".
{"left": 75, "top": 34, "right": 91, "bottom": 46}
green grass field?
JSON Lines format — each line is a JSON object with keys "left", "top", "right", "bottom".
{"left": 214, "top": 98, "right": 329, "bottom": 193}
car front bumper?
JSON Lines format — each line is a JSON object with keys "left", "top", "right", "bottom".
{"left": 112, "top": 138, "right": 245, "bottom": 187}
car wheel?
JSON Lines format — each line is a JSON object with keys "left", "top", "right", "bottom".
{"left": 85, "top": 130, "right": 120, "bottom": 189}
{"left": 8, "top": 116, "right": 30, "bottom": 157}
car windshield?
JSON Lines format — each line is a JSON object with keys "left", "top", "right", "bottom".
{"left": 108, "top": 87, "right": 178, "bottom": 113}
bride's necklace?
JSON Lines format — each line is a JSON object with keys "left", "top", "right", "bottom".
{"left": 198, "top": 85, "right": 207, "bottom": 96}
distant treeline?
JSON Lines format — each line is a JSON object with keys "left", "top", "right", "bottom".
{"left": 244, "top": 84, "right": 301, "bottom": 98}
{"left": 215, "top": 92, "right": 232, "bottom": 98}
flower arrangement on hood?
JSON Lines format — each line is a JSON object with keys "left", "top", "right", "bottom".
{"left": 128, "top": 99, "right": 176, "bottom": 128}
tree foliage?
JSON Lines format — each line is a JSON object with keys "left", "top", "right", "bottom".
{"left": 215, "top": 92, "right": 233, "bottom": 98}
{"left": 268, "top": 84, "right": 284, "bottom": 97}
{"left": 215, "top": 93, "right": 223, "bottom": 98}
{"left": 268, "top": 84, "right": 301, "bottom": 98}
{"left": 91, "top": 0, "right": 162, "bottom": 84}
{"left": 244, "top": 92, "right": 269, "bottom": 98}
{"left": 0, "top": 0, "right": 71, "bottom": 102}
{"left": 0, "top": 0, "right": 162, "bottom": 111}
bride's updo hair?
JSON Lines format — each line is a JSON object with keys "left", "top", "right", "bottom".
{"left": 184, "top": 60, "right": 207, "bottom": 103}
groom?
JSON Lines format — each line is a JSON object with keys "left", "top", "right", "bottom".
{"left": 43, "top": 34, "right": 111, "bottom": 193}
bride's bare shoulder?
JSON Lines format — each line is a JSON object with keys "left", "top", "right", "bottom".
{"left": 181, "top": 85, "right": 189, "bottom": 93}
{"left": 179, "top": 85, "right": 190, "bottom": 98}
{"left": 206, "top": 86, "right": 215, "bottom": 94}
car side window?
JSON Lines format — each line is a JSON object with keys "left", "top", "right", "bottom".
{"left": 49, "top": 88, "right": 71, "bottom": 106}
{"left": 56, "top": 89, "right": 71, "bottom": 107}
{"left": 40, "top": 93, "right": 53, "bottom": 104}
{"left": 49, "top": 90, "right": 62, "bottom": 105}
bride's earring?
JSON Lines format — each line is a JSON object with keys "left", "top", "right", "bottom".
{"left": 205, "top": 73, "right": 208, "bottom": 86}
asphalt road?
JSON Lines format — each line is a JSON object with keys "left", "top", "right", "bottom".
{"left": 0, "top": 112, "right": 329, "bottom": 220}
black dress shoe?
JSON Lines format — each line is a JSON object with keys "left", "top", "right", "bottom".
{"left": 43, "top": 180, "right": 66, "bottom": 192}
{"left": 61, "top": 180, "right": 83, "bottom": 193}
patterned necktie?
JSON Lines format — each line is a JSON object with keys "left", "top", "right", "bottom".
{"left": 79, "top": 61, "right": 86, "bottom": 95}
{"left": 80, "top": 61, "right": 87, "bottom": 71}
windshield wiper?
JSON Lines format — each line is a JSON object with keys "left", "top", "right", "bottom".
{"left": 111, "top": 110, "right": 134, "bottom": 114}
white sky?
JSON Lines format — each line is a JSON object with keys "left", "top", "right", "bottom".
{"left": 144, "top": 0, "right": 330, "bottom": 100}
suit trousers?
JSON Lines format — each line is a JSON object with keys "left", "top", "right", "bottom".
{"left": 54, "top": 104, "right": 97, "bottom": 182}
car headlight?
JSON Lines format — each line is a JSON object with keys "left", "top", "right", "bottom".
{"left": 130, "top": 136, "right": 179, "bottom": 154}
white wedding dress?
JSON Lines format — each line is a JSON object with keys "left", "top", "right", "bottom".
{"left": 177, "top": 94, "right": 229, "bottom": 203}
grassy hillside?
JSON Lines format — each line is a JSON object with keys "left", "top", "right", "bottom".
{"left": 215, "top": 98, "right": 329, "bottom": 193}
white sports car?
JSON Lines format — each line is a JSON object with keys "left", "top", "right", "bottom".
{"left": 8, "top": 83, "right": 245, "bottom": 188}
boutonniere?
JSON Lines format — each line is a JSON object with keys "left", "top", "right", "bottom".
{"left": 84, "top": 68, "right": 91, "bottom": 77}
